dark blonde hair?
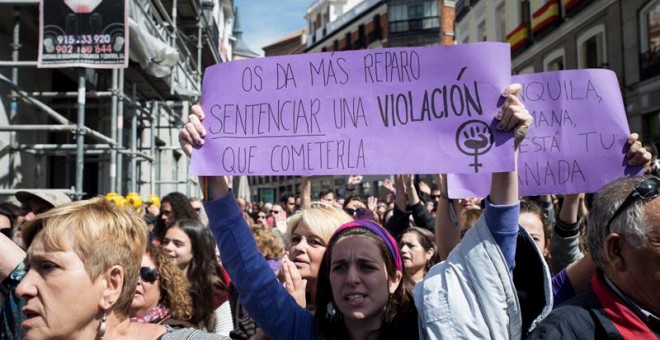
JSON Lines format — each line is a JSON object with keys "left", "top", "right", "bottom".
{"left": 287, "top": 201, "right": 352, "bottom": 245}
{"left": 251, "top": 226, "right": 285, "bottom": 260}
{"left": 21, "top": 197, "right": 147, "bottom": 320}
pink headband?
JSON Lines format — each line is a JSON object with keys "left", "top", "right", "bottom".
{"left": 326, "top": 219, "right": 402, "bottom": 271}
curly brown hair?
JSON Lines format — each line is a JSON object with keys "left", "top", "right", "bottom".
{"left": 251, "top": 226, "right": 285, "bottom": 260}
{"left": 148, "top": 245, "right": 193, "bottom": 321}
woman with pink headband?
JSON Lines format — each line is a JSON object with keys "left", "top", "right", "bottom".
{"left": 195, "top": 177, "right": 416, "bottom": 339}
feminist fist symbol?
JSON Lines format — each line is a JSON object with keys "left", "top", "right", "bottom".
{"left": 455, "top": 120, "right": 494, "bottom": 173}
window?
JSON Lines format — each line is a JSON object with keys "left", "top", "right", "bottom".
{"left": 389, "top": 4, "right": 405, "bottom": 22}
{"left": 374, "top": 14, "right": 381, "bottom": 39}
{"left": 643, "top": 111, "right": 660, "bottom": 142}
{"left": 577, "top": 24, "right": 606, "bottom": 68}
{"left": 496, "top": 3, "right": 506, "bottom": 41}
{"left": 358, "top": 24, "right": 366, "bottom": 47}
{"left": 477, "top": 20, "right": 486, "bottom": 41}
{"left": 640, "top": 0, "right": 660, "bottom": 53}
{"left": 389, "top": 1, "right": 439, "bottom": 33}
{"left": 408, "top": 4, "right": 424, "bottom": 19}
{"left": 544, "top": 49, "right": 565, "bottom": 71}
{"left": 456, "top": 21, "right": 469, "bottom": 44}
{"left": 324, "top": 6, "right": 330, "bottom": 25}
{"left": 640, "top": 1, "right": 660, "bottom": 80}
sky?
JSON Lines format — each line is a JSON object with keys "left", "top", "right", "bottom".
{"left": 233, "top": 1, "right": 311, "bottom": 57}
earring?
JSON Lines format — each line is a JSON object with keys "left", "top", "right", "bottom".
{"left": 384, "top": 295, "right": 398, "bottom": 323}
{"left": 326, "top": 301, "right": 342, "bottom": 322}
{"left": 326, "top": 301, "right": 336, "bottom": 318}
{"left": 98, "top": 312, "right": 108, "bottom": 338}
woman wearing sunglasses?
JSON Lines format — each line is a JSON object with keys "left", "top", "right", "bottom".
{"left": 130, "top": 245, "right": 194, "bottom": 327}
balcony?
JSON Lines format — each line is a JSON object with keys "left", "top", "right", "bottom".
{"left": 455, "top": 0, "right": 469, "bottom": 23}
{"left": 531, "top": 0, "right": 561, "bottom": 35}
{"left": 326, "top": 0, "right": 382, "bottom": 35}
{"left": 307, "top": 0, "right": 383, "bottom": 48}
{"left": 640, "top": 50, "right": 660, "bottom": 81}
{"left": 563, "top": 0, "right": 594, "bottom": 18}
{"left": 389, "top": 17, "right": 440, "bottom": 34}
{"left": 506, "top": 22, "right": 530, "bottom": 55}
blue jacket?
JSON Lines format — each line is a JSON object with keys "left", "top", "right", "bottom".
{"left": 205, "top": 195, "right": 314, "bottom": 340}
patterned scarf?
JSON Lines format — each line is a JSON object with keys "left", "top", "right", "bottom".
{"left": 130, "top": 304, "right": 172, "bottom": 324}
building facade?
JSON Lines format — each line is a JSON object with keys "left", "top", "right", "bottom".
{"left": 0, "top": 0, "right": 234, "bottom": 201}
{"left": 622, "top": 0, "right": 660, "bottom": 145}
{"left": 455, "top": 0, "right": 659, "bottom": 147}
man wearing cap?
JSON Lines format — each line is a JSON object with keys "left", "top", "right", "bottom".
{"left": 13, "top": 191, "right": 71, "bottom": 248}
{"left": 528, "top": 176, "right": 660, "bottom": 338}
{"left": 15, "top": 190, "right": 72, "bottom": 224}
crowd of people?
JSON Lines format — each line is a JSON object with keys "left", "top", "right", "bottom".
{"left": 0, "top": 83, "right": 658, "bottom": 339}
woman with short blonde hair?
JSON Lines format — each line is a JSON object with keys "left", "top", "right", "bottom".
{"left": 12, "top": 197, "right": 229, "bottom": 339}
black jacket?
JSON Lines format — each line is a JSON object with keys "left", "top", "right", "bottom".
{"left": 527, "top": 280, "right": 660, "bottom": 339}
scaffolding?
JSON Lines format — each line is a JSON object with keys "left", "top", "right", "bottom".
{"left": 0, "top": 0, "right": 234, "bottom": 200}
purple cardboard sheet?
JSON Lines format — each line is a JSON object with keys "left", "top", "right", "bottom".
{"left": 448, "top": 69, "right": 642, "bottom": 198}
{"left": 191, "top": 42, "right": 514, "bottom": 176}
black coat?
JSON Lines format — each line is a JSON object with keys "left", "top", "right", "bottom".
{"left": 527, "top": 283, "right": 660, "bottom": 339}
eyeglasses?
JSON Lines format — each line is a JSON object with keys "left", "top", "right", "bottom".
{"left": 605, "top": 176, "right": 660, "bottom": 234}
{"left": 139, "top": 267, "right": 159, "bottom": 284}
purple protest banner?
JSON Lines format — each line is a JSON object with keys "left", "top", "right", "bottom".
{"left": 448, "top": 69, "right": 642, "bottom": 197}
{"left": 190, "top": 42, "right": 515, "bottom": 176}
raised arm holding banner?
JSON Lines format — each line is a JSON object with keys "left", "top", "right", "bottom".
{"left": 448, "top": 69, "right": 643, "bottom": 197}
{"left": 191, "top": 42, "right": 515, "bottom": 176}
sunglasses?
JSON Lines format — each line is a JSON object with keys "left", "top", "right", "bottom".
{"left": 605, "top": 176, "right": 660, "bottom": 234}
{"left": 139, "top": 267, "right": 159, "bottom": 284}
{"left": 345, "top": 208, "right": 368, "bottom": 216}
{"left": 271, "top": 210, "right": 282, "bottom": 214}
